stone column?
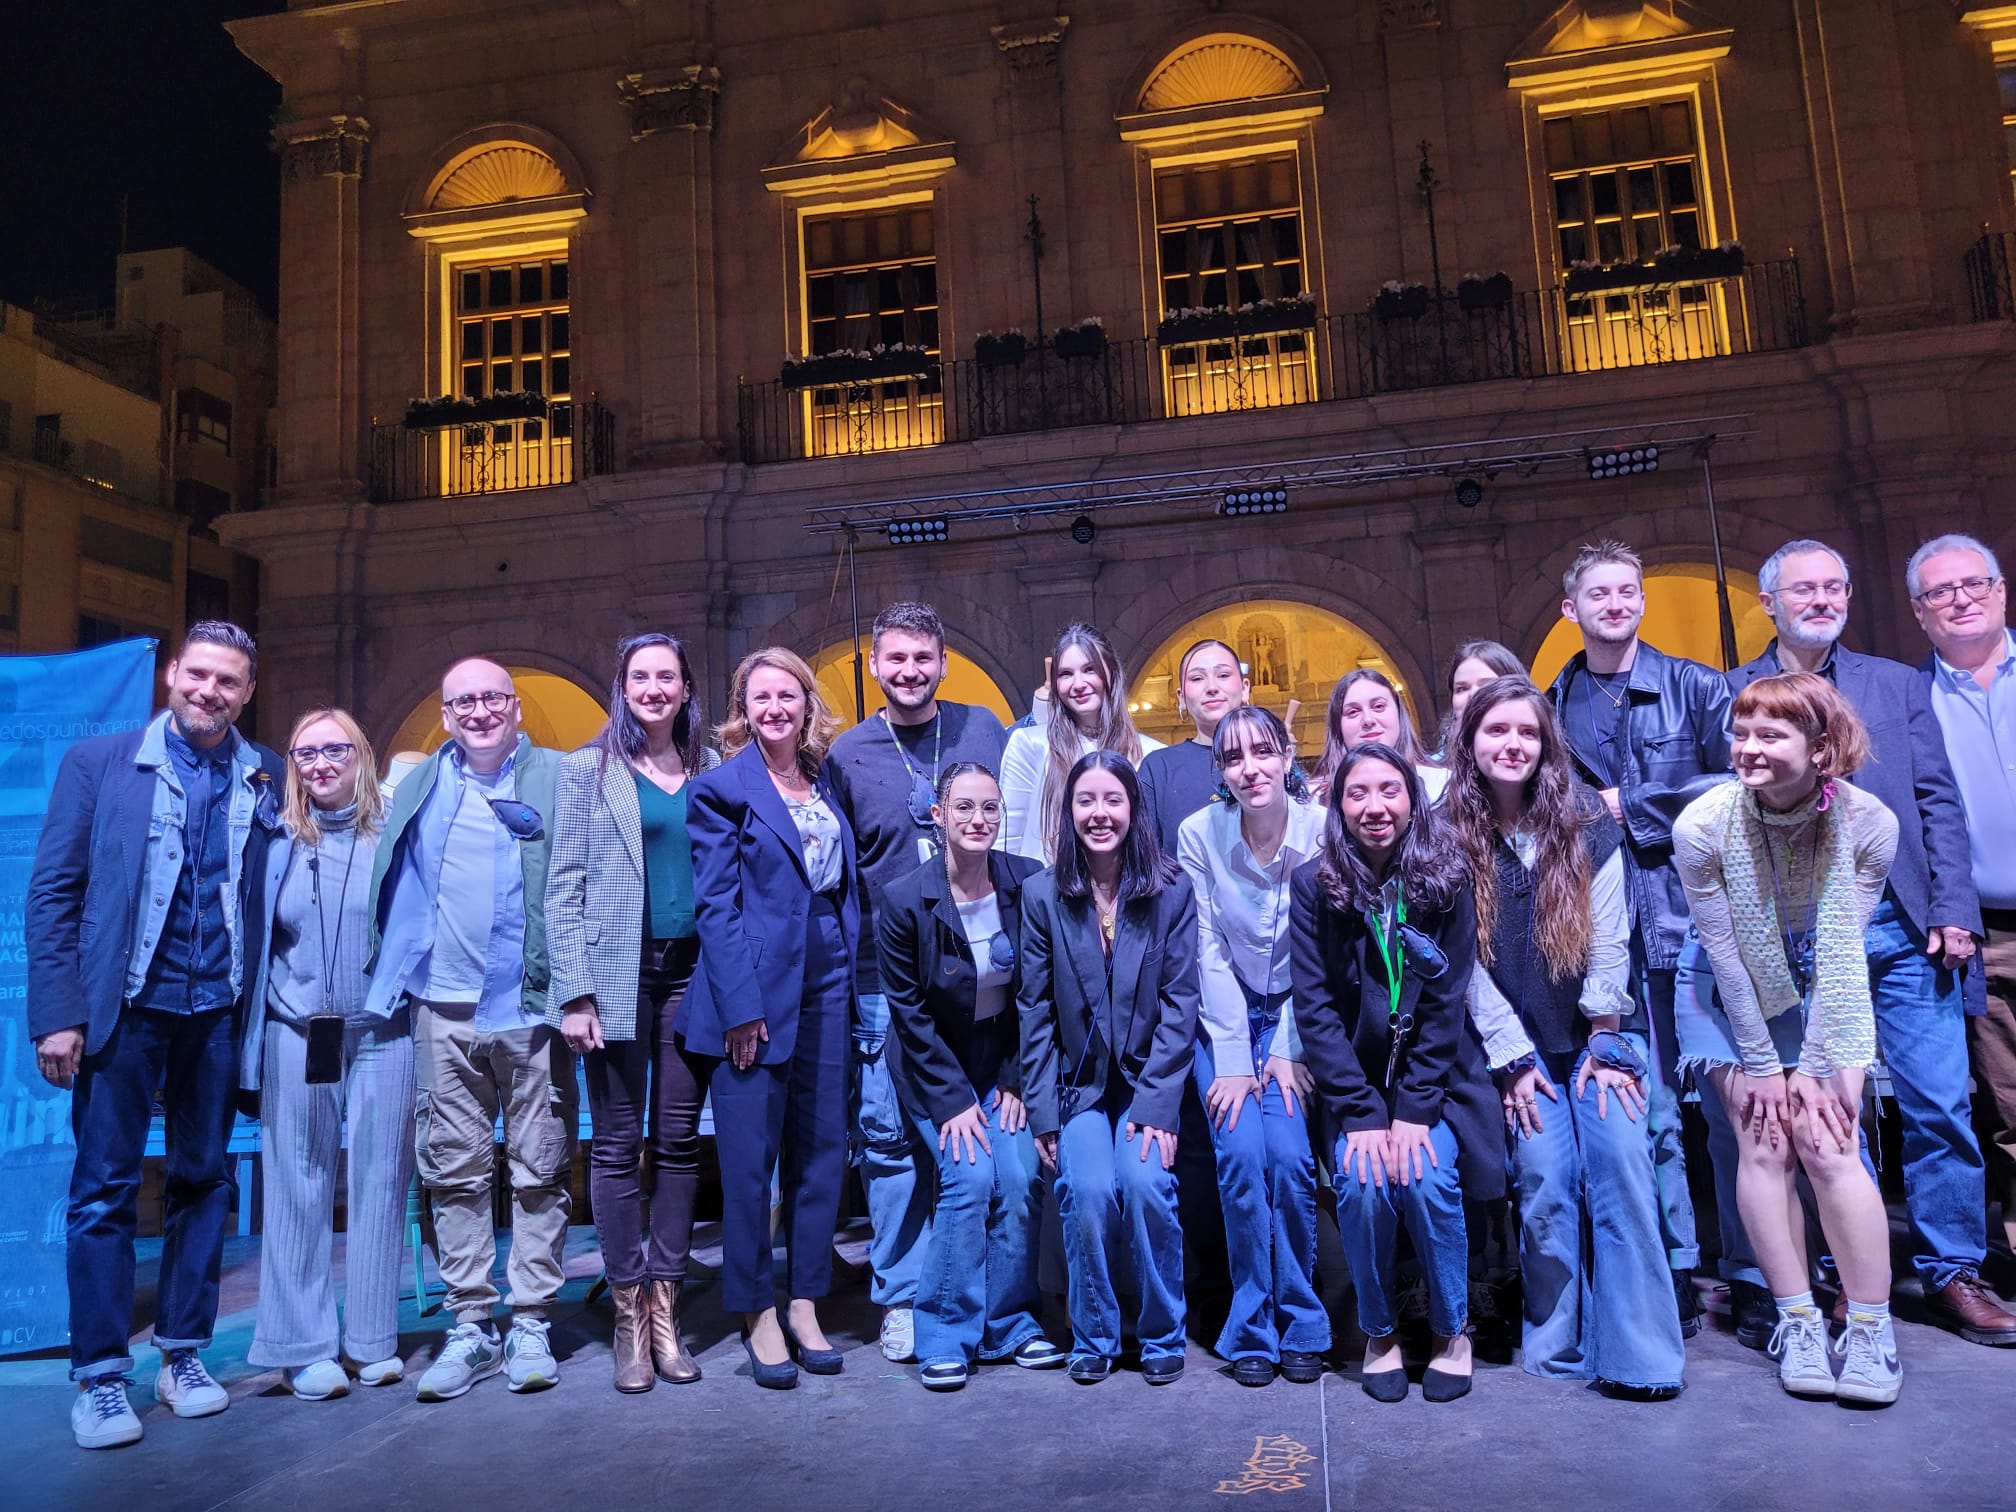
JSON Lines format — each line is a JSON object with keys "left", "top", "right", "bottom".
{"left": 1017, "top": 556, "right": 1102, "bottom": 705}
{"left": 1411, "top": 522, "right": 1506, "bottom": 725}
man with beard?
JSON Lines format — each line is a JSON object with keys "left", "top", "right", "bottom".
{"left": 1546, "top": 539, "right": 1733, "bottom": 1340}
{"left": 1723, "top": 539, "right": 2014, "bottom": 1345}
{"left": 28, "top": 623, "right": 286, "bottom": 1448}
{"left": 827, "top": 602, "right": 1009, "bottom": 1362}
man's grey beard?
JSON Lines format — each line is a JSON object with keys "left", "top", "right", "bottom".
{"left": 1779, "top": 611, "right": 1846, "bottom": 651}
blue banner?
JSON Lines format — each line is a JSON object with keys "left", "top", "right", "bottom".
{"left": 0, "top": 639, "right": 156, "bottom": 1355}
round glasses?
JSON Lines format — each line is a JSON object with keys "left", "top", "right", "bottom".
{"left": 445, "top": 690, "right": 514, "bottom": 716}
{"left": 288, "top": 742, "right": 356, "bottom": 768}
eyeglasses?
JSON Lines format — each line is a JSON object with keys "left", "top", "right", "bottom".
{"left": 1774, "top": 579, "right": 1852, "bottom": 604}
{"left": 444, "top": 690, "right": 515, "bottom": 716}
{"left": 948, "top": 801, "right": 1004, "bottom": 822}
{"left": 1914, "top": 575, "right": 1999, "bottom": 608}
{"left": 288, "top": 742, "right": 356, "bottom": 768}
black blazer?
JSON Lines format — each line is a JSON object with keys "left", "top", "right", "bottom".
{"left": 877, "top": 849, "right": 1043, "bottom": 1128}
{"left": 1287, "top": 861, "right": 1505, "bottom": 1202}
{"left": 1017, "top": 870, "right": 1201, "bottom": 1138}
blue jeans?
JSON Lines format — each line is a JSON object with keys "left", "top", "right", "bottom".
{"left": 1333, "top": 1120, "right": 1467, "bottom": 1339}
{"left": 1638, "top": 963, "right": 1700, "bottom": 1271}
{"left": 1055, "top": 1101, "right": 1186, "bottom": 1362}
{"left": 1190, "top": 1018, "right": 1327, "bottom": 1361}
{"left": 1510, "top": 1045, "right": 1686, "bottom": 1389}
{"left": 853, "top": 991, "right": 930, "bottom": 1308}
{"left": 68, "top": 1006, "right": 238, "bottom": 1380}
{"left": 1864, "top": 896, "right": 1987, "bottom": 1290}
{"left": 909, "top": 1089, "right": 1044, "bottom": 1367}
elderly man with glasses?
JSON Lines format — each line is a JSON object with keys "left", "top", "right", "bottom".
{"left": 1712, "top": 539, "right": 2014, "bottom": 1347}
{"left": 364, "top": 658, "right": 572, "bottom": 1399}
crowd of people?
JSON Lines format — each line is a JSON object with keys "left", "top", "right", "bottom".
{"left": 25, "top": 528, "right": 2016, "bottom": 1449}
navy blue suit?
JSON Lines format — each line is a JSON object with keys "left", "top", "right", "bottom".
{"left": 681, "top": 744, "right": 859, "bottom": 1314}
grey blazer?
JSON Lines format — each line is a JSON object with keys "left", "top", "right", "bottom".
{"left": 543, "top": 744, "right": 715, "bottom": 1040}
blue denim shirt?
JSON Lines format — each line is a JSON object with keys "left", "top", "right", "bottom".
{"left": 364, "top": 737, "right": 533, "bottom": 1029}
{"left": 1929, "top": 629, "right": 2016, "bottom": 911}
{"left": 122, "top": 710, "right": 266, "bottom": 1008}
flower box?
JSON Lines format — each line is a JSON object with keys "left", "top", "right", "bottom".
{"left": 1157, "top": 309, "right": 1238, "bottom": 344}
{"left": 1565, "top": 244, "right": 1745, "bottom": 295}
{"left": 974, "top": 332, "right": 1028, "bottom": 368}
{"left": 1054, "top": 323, "right": 1108, "bottom": 359}
{"left": 402, "top": 391, "right": 548, "bottom": 429}
{"left": 1457, "top": 272, "right": 1514, "bottom": 311}
{"left": 780, "top": 347, "right": 936, "bottom": 390}
{"left": 1237, "top": 294, "right": 1320, "bottom": 334}
{"left": 1374, "top": 285, "right": 1430, "bottom": 320}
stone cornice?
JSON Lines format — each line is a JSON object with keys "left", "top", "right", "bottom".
{"left": 620, "top": 65, "right": 723, "bottom": 139}
{"left": 275, "top": 114, "right": 371, "bottom": 182}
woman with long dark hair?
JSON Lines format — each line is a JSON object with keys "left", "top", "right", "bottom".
{"left": 1289, "top": 744, "right": 1500, "bottom": 1402}
{"left": 877, "top": 762, "right": 1065, "bottom": 1390}
{"left": 1000, "top": 624, "right": 1163, "bottom": 861}
{"left": 1311, "top": 669, "right": 1446, "bottom": 804}
{"left": 546, "top": 632, "right": 713, "bottom": 1391}
{"left": 1138, "top": 638, "right": 1247, "bottom": 853}
{"left": 1019, "top": 750, "right": 1199, "bottom": 1384}
{"left": 1442, "top": 676, "right": 1684, "bottom": 1399}
{"left": 1174, "top": 706, "right": 1328, "bottom": 1387}
{"left": 1438, "top": 640, "right": 1527, "bottom": 757}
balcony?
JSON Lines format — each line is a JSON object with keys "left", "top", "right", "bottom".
{"left": 368, "top": 397, "right": 617, "bottom": 504}
{"left": 1966, "top": 230, "right": 2016, "bottom": 320}
{"left": 735, "top": 257, "right": 1808, "bottom": 465}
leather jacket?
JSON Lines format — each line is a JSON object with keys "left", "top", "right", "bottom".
{"left": 1546, "top": 641, "right": 1733, "bottom": 970}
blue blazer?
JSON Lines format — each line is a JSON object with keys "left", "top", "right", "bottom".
{"left": 26, "top": 724, "right": 286, "bottom": 1059}
{"left": 1730, "top": 642, "right": 1980, "bottom": 941}
{"left": 677, "top": 744, "right": 860, "bottom": 1064}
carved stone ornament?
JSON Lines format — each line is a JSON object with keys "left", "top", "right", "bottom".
{"left": 277, "top": 115, "right": 371, "bottom": 182}
{"left": 991, "top": 15, "right": 1070, "bottom": 82}
{"left": 1379, "top": 0, "right": 1441, "bottom": 29}
{"left": 620, "top": 66, "right": 723, "bottom": 139}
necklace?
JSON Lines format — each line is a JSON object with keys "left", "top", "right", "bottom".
{"left": 1586, "top": 665, "right": 1629, "bottom": 709}
{"left": 765, "top": 758, "right": 809, "bottom": 793}
{"left": 1091, "top": 880, "right": 1119, "bottom": 950}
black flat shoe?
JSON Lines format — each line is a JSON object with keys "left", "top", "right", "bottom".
{"left": 1597, "top": 1379, "right": 1682, "bottom": 1402}
{"left": 1068, "top": 1355, "right": 1115, "bottom": 1384}
{"left": 1230, "top": 1358, "right": 1276, "bottom": 1388}
{"left": 779, "top": 1319, "right": 844, "bottom": 1375}
{"left": 1362, "top": 1368, "right": 1408, "bottom": 1403}
{"left": 1279, "top": 1351, "right": 1325, "bottom": 1385}
{"left": 1141, "top": 1355, "right": 1185, "bottom": 1385}
{"left": 1421, "top": 1367, "right": 1472, "bottom": 1403}
{"left": 741, "top": 1332, "right": 798, "bottom": 1391}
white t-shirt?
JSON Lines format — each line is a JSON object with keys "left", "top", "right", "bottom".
{"left": 998, "top": 723, "right": 1167, "bottom": 860}
{"left": 957, "top": 891, "right": 1011, "bottom": 1021}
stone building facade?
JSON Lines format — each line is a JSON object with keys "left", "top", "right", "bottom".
{"left": 224, "top": 0, "right": 2016, "bottom": 753}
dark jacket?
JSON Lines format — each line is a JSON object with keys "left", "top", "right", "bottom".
{"left": 1017, "top": 869, "right": 1200, "bottom": 1138}
{"left": 1286, "top": 862, "right": 1505, "bottom": 1202}
{"left": 678, "top": 744, "right": 860, "bottom": 1063}
{"left": 877, "top": 849, "right": 1043, "bottom": 1127}
{"left": 1546, "top": 642, "right": 1733, "bottom": 968}
{"left": 27, "top": 723, "right": 286, "bottom": 1058}
{"left": 1732, "top": 642, "right": 1980, "bottom": 941}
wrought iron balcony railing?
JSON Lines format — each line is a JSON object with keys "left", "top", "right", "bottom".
{"left": 368, "top": 396, "right": 617, "bottom": 503}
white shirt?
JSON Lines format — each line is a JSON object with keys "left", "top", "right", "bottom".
{"left": 998, "top": 722, "right": 1165, "bottom": 861}
{"left": 1466, "top": 843, "right": 1632, "bottom": 1069}
{"left": 1176, "top": 797, "right": 1327, "bottom": 1076}
{"left": 956, "top": 891, "right": 1011, "bottom": 1021}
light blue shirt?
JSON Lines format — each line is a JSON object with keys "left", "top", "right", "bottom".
{"left": 1928, "top": 630, "right": 2016, "bottom": 910}
{"left": 365, "top": 738, "right": 533, "bottom": 1028}
{"left": 124, "top": 710, "right": 266, "bottom": 1004}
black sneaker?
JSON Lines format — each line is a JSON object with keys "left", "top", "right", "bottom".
{"left": 1141, "top": 1354, "right": 1185, "bottom": 1385}
{"left": 1279, "top": 1350, "right": 1326, "bottom": 1385}
{"left": 1230, "top": 1357, "right": 1275, "bottom": 1388}
{"left": 1673, "top": 1270, "right": 1703, "bottom": 1339}
{"left": 1729, "top": 1279, "right": 1776, "bottom": 1351}
{"left": 1068, "top": 1355, "right": 1114, "bottom": 1384}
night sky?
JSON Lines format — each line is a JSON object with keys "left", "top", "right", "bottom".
{"left": 1, "top": 1, "right": 286, "bottom": 313}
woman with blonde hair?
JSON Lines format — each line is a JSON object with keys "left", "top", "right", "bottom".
{"left": 679, "top": 647, "right": 860, "bottom": 1389}
{"left": 245, "top": 709, "right": 410, "bottom": 1400}
{"left": 1000, "top": 623, "right": 1163, "bottom": 860}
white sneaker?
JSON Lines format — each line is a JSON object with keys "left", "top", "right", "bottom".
{"left": 283, "top": 1359, "right": 350, "bottom": 1400}
{"left": 879, "top": 1304, "right": 916, "bottom": 1363}
{"left": 504, "top": 1317, "right": 559, "bottom": 1393}
{"left": 1833, "top": 1311, "right": 1903, "bottom": 1406}
{"left": 416, "top": 1322, "right": 503, "bottom": 1402}
{"left": 354, "top": 1356, "right": 404, "bottom": 1387}
{"left": 72, "top": 1376, "right": 143, "bottom": 1450}
{"left": 156, "top": 1349, "right": 230, "bottom": 1418}
{"left": 1767, "top": 1308, "right": 1835, "bottom": 1398}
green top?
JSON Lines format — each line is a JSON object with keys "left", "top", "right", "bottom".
{"left": 635, "top": 771, "right": 697, "bottom": 941}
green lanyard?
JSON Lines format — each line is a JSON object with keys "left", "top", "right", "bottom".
{"left": 1371, "top": 897, "right": 1407, "bottom": 1025}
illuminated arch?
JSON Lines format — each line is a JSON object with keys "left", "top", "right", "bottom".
{"left": 1528, "top": 563, "right": 1774, "bottom": 687}
{"left": 402, "top": 123, "right": 591, "bottom": 241}
{"left": 808, "top": 638, "right": 1015, "bottom": 734}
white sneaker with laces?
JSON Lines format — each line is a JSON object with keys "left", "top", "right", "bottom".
{"left": 354, "top": 1356, "right": 404, "bottom": 1387}
{"left": 504, "top": 1317, "right": 559, "bottom": 1393}
{"left": 72, "top": 1376, "right": 144, "bottom": 1450}
{"left": 1767, "top": 1308, "right": 1835, "bottom": 1398}
{"left": 416, "top": 1322, "right": 503, "bottom": 1401}
{"left": 284, "top": 1359, "right": 350, "bottom": 1400}
{"left": 1833, "top": 1311, "right": 1903, "bottom": 1406}
{"left": 879, "top": 1304, "right": 916, "bottom": 1363}
{"left": 156, "top": 1349, "right": 230, "bottom": 1418}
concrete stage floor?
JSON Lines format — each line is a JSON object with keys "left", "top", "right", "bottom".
{"left": 6, "top": 1222, "right": 2013, "bottom": 1512}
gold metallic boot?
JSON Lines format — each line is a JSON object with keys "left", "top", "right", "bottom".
{"left": 611, "top": 1283, "right": 655, "bottom": 1393}
{"left": 649, "top": 1279, "right": 701, "bottom": 1383}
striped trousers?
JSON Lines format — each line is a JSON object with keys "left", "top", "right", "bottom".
{"left": 248, "top": 1012, "right": 416, "bottom": 1368}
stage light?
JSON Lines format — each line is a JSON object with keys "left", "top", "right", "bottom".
{"left": 1070, "top": 514, "right": 1096, "bottom": 544}
{"left": 1453, "top": 477, "right": 1484, "bottom": 508}
{"left": 1587, "top": 445, "right": 1660, "bottom": 479}
{"left": 1218, "top": 486, "right": 1288, "bottom": 517}
{"left": 885, "top": 515, "right": 949, "bottom": 545}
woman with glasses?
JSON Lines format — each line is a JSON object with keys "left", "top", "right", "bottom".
{"left": 877, "top": 762, "right": 1065, "bottom": 1390}
{"left": 1311, "top": 670, "right": 1447, "bottom": 804}
{"left": 680, "top": 647, "right": 859, "bottom": 1389}
{"left": 1000, "top": 624, "right": 1162, "bottom": 861}
{"left": 546, "top": 633, "right": 716, "bottom": 1392}
{"left": 245, "top": 711, "right": 408, "bottom": 1400}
